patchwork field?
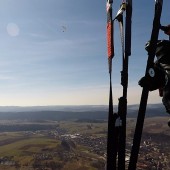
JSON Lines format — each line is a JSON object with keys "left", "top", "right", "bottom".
{"left": 0, "top": 117, "right": 169, "bottom": 170}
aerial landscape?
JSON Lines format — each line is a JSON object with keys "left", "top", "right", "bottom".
{"left": 0, "top": 104, "right": 169, "bottom": 170}
{"left": 0, "top": 1, "right": 170, "bottom": 170}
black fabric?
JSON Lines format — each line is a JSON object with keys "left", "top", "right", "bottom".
{"left": 156, "top": 40, "right": 170, "bottom": 64}
{"left": 162, "top": 71, "right": 170, "bottom": 114}
{"left": 156, "top": 41, "right": 170, "bottom": 114}
{"left": 138, "top": 64, "right": 166, "bottom": 91}
{"left": 145, "top": 40, "right": 170, "bottom": 64}
{"left": 140, "top": 40, "right": 170, "bottom": 114}
{"left": 168, "top": 119, "right": 170, "bottom": 127}
{"left": 162, "top": 88, "right": 170, "bottom": 114}
{"left": 139, "top": 40, "right": 170, "bottom": 90}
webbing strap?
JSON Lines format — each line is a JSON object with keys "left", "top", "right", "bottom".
{"left": 119, "top": 16, "right": 125, "bottom": 65}
{"left": 106, "top": 1, "right": 128, "bottom": 170}
{"left": 128, "top": 1, "right": 163, "bottom": 169}
{"left": 106, "top": 0, "right": 117, "bottom": 169}
{"left": 117, "top": 14, "right": 127, "bottom": 170}
{"left": 106, "top": 0, "right": 114, "bottom": 74}
{"left": 107, "top": 73, "right": 118, "bottom": 169}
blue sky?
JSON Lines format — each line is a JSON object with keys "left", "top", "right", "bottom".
{"left": 0, "top": 0, "right": 169, "bottom": 106}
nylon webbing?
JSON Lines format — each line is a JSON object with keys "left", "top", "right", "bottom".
{"left": 106, "top": 1, "right": 128, "bottom": 169}
{"left": 119, "top": 16, "right": 125, "bottom": 64}
{"left": 117, "top": 13, "right": 126, "bottom": 170}
{"left": 128, "top": 1, "right": 163, "bottom": 169}
{"left": 107, "top": 72, "right": 118, "bottom": 169}
{"left": 106, "top": 1, "right": 117, "bottom": 169}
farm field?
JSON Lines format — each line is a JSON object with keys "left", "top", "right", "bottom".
{"left": 0, "top": 117, "right": 169, "bottom": 170}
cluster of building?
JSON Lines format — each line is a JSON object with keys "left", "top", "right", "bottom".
{"left": 1, "top": 125, "right": 168, "bottom": 169}
{"left": 58, "top": 132, "right": 106, "bottom": 157}
{"left": 0, "top": 156, "right": 15, "bottom": 166}
{"left": 52, "top": 126, "right": 169, "bottom": 169}
{"left": 137, "top": 138, "right": 169, "bottom": 170}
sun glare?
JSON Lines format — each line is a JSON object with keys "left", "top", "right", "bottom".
{"left": 6, "top": 22, "right": 20, "bottom": 37}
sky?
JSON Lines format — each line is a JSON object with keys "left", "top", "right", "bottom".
{"left": 0, "top": 0, "right": 169, "bottom": 106}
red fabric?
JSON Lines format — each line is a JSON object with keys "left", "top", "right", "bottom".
{"left": 107, "top": 22, "right": 114, "bottom": 58}
{"left": 106, "top": 2, "right": 114, "bottom": 59}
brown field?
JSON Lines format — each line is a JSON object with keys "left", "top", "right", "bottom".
{"left": 0, "top": 117, "right": 169, "bottom": 170}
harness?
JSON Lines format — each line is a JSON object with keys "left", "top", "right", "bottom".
{"left": 106, "top": 0, "right": 165, "bottom": 169}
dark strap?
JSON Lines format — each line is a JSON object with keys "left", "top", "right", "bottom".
{"left": 117, "top": 2, "right": 132, "bottom": 169}
{"left": 117, "top": 15, "right": 127, "bottom": 170}
{"left": 107, "top": 73, "right": 118, "bottom": 169}
{"left": 128, "top": 1, "right": 163, "bottom": 169}
{"left": 106, "top": 1, "right": 117, "bottom": 169}
{"left": 106, "top": 1, "right": 132, "bottom": 169}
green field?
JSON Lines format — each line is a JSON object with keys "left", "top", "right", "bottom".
{"left": 0, "top": 122, "right": 106, "bottom": 170}
{"left": 0, "top": 118, "right": 169, "bottom": 170}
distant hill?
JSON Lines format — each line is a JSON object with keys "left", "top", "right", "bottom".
{"left": 0, "top": 105, "right": 108, "bottom": 112}
{"left": 127, "top": 103, "right": 168, "bottom": 117}
{"left": 0, "top": 104, "right": 169, "bottom": 121}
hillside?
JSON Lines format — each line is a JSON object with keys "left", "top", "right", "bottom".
{"left": 0, "top": 104, "right": 168, "bottom": 121}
